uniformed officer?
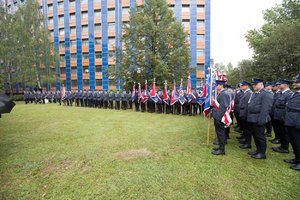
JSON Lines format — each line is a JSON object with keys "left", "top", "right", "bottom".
{"left": 128, "top": 91, "right": 133, "bottom": 109}
{"left": 247, "top": 78, "right": 273, "bottom": 159}
{"left": 211, "top": 80, "right": 231, "bottom": 155}
{"left": 103, "top": 90, "right": 109, "bottom": 109}
{"left": 265, "top": 82, "right": 274, "bottom": 137}
{"left": 272, "top": 79, "right": 293, "bottom": 154}
{"left": 238, "top": 81, "right": 253, "bottom": 149}
{"left": 115, "top": 90, "right": 121, "bottom": 110}
{"left": 234, "top": 84, "right": 243, "bottom": 133}
{"left": 269, "top": 82, "right": 281, "bottom": 144}
{"left": 121, "top": 90, "right": 127, "bottom": 110}
{"left": 191, "top": 88, "right": 198, "bottom": 116}
{"left": 109, "top": 90, "right": 115, "bottom": 109}
{"left": 74, "top": 90, "right": 79, "bottom": 107}
{"left": 284, "top": 75, "right": 300, "bottom": 171}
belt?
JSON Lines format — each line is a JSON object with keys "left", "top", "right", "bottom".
{"left": 287, "top": 108, "right": 300, "bottom": 112}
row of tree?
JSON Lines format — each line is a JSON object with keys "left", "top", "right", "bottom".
{"left": 0, "top": 0, "right": 57, "bottom": 95}
{"left": 227, "top": 0, "right": 300, "bottom": 86}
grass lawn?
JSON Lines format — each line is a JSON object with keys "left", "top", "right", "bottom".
{"left": 0, "top": 103, "right": 299, "bottom": 199}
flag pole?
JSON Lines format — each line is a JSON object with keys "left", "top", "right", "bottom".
{"left": 133, "top": 82, "right": 135, "bottom": 112}
{"left": 154, "top": 78, "right": 157, "bottom": 113}
{"left": 164, "top": 80, "right": 167, "bottom": 114}
{"left": 206, "top": 66, "right": 213, "bottom": 145}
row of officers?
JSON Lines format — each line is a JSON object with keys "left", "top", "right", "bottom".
{"left": 212, "top": 75, "right": 300, "bottom": 171}
{"left": 24, "top": 89, "right": 204, "bottom": 116}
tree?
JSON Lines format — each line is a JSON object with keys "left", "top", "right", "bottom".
{"left": 0, "top": 0, "right": 57, "bottom": 95}
{"left": 226, "top": 59, "right": 255, "bottom": 87}
{"left": 111, "top": 0, "right": 190, "bottom": 89}
{"left": 246, "top": 0, "right": 300, "bottom": 81}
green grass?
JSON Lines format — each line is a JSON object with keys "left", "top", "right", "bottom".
{"left": 0, "top": 103, "right": 299, "bottom": 199}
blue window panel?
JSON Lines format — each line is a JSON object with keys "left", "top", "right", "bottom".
{"left": 88, "top": 0, "right": 95, "bottom": 90}
{"left": 15, "top": 83, "right": 19, "bottom": 93}
{"left": 76, "top": 0, "right": 83, "bottom": 91}
{"left": 175, "top": 0, "right": 182, "bottom": 21}
{"left": 115, "top": 0, "right": 122, "bottom": 90}
{"left": 204, "top": 0, "right": 211, "bottom": 84}
{"left": 30, "top": 85, "right": 33, "bottom": 92}
{"left": 130, "top": 0, "right": 136, "bottom": 8}
{"left": 190, "top": 0, "right": 197, "bottom": 89}
{"left": 53, "top": 0, "right": 61, "bottom": 91}
{"left": 64, "top": 0, "right": 71, "bottom": 91}
{"left": 102, "top": 0, "right": 109, "bottom": 90}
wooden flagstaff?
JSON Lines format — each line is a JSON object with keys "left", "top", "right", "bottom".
{"left": 154, "top": 78, "right": 157, "bottom": 113}
{"left": 207, "top": 113, "right": 211, "bottom": 145}
{"left": 164, "top": 80, "right": 167, "bottom": 114}
{"left": 133, "top": 82, "right": 135, "bottom": 112}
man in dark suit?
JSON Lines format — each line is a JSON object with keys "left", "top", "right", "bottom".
{"left": 247, "top": 78, "right": 273, "bottom": 159}
{"left": 272, "top": 79, "right": 293, "bottom": 154}
{"left": 269, "top": 82, "right": 281, "bottom": 144}
{"left": 211, "top": 80, "right": 231, "bottom": 155}
{"left": 284, "top": 75, "right": 300, "bottom": 171}
{"left": 238, "top": 81, "right": 253, "bottom": 149}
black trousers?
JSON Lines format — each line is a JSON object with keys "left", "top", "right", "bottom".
{"left": 104, "top": 101, "right": 108, "bottom": 109}
{"left": 248, "top": 123, "right": 266, "bottom": 154}
{"left": 272, "top": 117, "right": 280, "bottom": 140}
{"left": 141, "top": 102, "right": 146, "bottom": 112}
{"left": 134, "top": 102, "right": 139, "bottom": 111}
{"left": 242, "top": 119, "right": 252, "bottom": 145}
{"left": 265, "top": 121, "right": 272, "bottom": 134}
{"left": 214, "top": 119, "right": 226, "bottom": 150}
{"left": 115, "top": 101, "right": 120, "bottom": 110}
{"left": 275, "top": 119, "right": 290, "bottom": 149}
{"left": 109, "top": 101, "right": 113, "bottom": 109}
{"left": 287, "top": 126, "right": 300, "bottom": 161}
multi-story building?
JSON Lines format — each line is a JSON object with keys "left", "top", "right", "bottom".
{"left": 4, "top": 0, "right": 210, "bottom": 92}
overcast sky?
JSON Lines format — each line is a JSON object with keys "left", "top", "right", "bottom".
{"left": 211, "top": 0, "right": 283, "bottom": 67}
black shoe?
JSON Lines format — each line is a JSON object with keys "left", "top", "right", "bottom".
{"left": 248, "top": 151, "right": 258, "bottom": 156}
{"left": 236, "top": 136, "right": 244, "bottom": 140}
{"left": 251, "top": 153, "right": 266, "bottom": 159}
{"left": 213, "top": 147, "right": 219, "bottom": 151}
{"left": 272, "top": 147, "right": 289, "bottom": 154}
{"left": 283, "top": 159, "right": 297, "bottom": 164}
{"left": 238, "top": 140, "right": 247, "bottom": 145}
{"left": 270, "top": 139, "right": 280, "bottom": 144}
{"left": 211, "top": 149, "right": 225, "bottom": 155}
{"left": 290, "top": 164, "right": 300, "bottom": 171}
{"left": 265, "top": 132, "right": 272, "bottom": 137}
{"left": 239, "top": 144, "right": 252, "bottom": 149}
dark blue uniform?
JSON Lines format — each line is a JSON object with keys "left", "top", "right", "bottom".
{"left": 247, "top": 89, "right": 273, "bottom": 157}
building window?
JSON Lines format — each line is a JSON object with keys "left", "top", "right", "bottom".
{"left": 59, "top": 28, "right": 65, "bottom": 35}
{"left": 83, "top": 79, "right": 89, "bottom": 86}
{"left": 82, "top": 39, "right": 89, "bottom": 46}
{"left": 71, "top": 67, "right": 77, "bottom": 74}
{"left": 122, "top": 7, "right": 130, "bottom": 16}
{"left": 197, "top": 5, "right": 205, "bottom": 13}
{"left": 59, "top": 41, "right": 65, "bottom": 48}
{"left": 82, "top": 25, "right": 88, "bottom": 33}
{"left": 70, "top": 40, "right": 76, "bottom": 47}
{"left": 83, "top": 53, "right": 89, "bottom": 60}
{"left": 95, "top": 38, "right": 101, "bottom": 45}
{"left": 182, "top": 5, "right": 189, "bottom": 13}
{"left": 109, "top": 79, "right": 115, "bottom": 86}
{"left": 95, "top": 24, "right": 101, "bottom": 31}
{"left": 58, "top": 2, "right": 64, "bottom": 9}
{"left": 108, "top": 51, "right": 115, "bottom": 58}
{"left": 71, "top": 54, "right": 76, "bottom": 61}
{"left": 70, "top": 27, "right": 76, "bottom": 34}
{"left": 108, "top": 9, "right": 115, "bottom": 17}
{"left": 197, "top": 34, "right": 204, "bottom": 41}
{"left": 61, "top": 68, "right": 66, "bottom": 74}
{"left": 60, "top": 55, "right": 65, "bottom": 62}
{"left": 96, "top": 79, "right": 102, "bottom": 86}
{"left": 59, "top": 15, "right": 64, "bottom": 23}
{"left": 48, "top": 17, "right": 53, "bottom": 25}
{"left": 83, "top": 67, "right": 89, "bottom": 73}
{"left": 70, "top": 13, "right": 76, "bottom": 21}
{"left": 72, "top": 80, "right": 78, "bottom": 86}
{"left": 197, "top": 20, "right": 205, "bottom": 28}
{"left": 69, "top": 0, "right": 75, "bottom": 7}
{"left": 96, "top": 66, "right": 102, "bottom": 72}
{"left": 48, "top": 4, "right": 53, "bottom": 11}
{"left": 197, "top": 49, "right": 204, "bottom": 57}
{"left": 95, "top": 10, "right": 101, "bottom": 17}
{"left": 50, "top": 31, "right": 54, "bottom": 37}
{"left": 81, "top": 0, "right": 88, "bottom": 4}
{"left": 95, "top": 53, "right": 102, "bottom": 59}
{"left": 108, "top": 37, "right": 115, "bottom": 46}
{"left": 82, "top": 11, "right": 88, "bottom": 19}
{"left": 108, "top": 23, "right": 115, "bottom": 31}
{"left": 197, "top": 64, "right": 204, "bottom": 71}
{"left": 182, "top": 20, "right": 189, "bottom": 28}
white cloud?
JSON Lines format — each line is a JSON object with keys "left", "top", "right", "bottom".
{"left": 211, "top": 0, "right": 282, "bottom": 67}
